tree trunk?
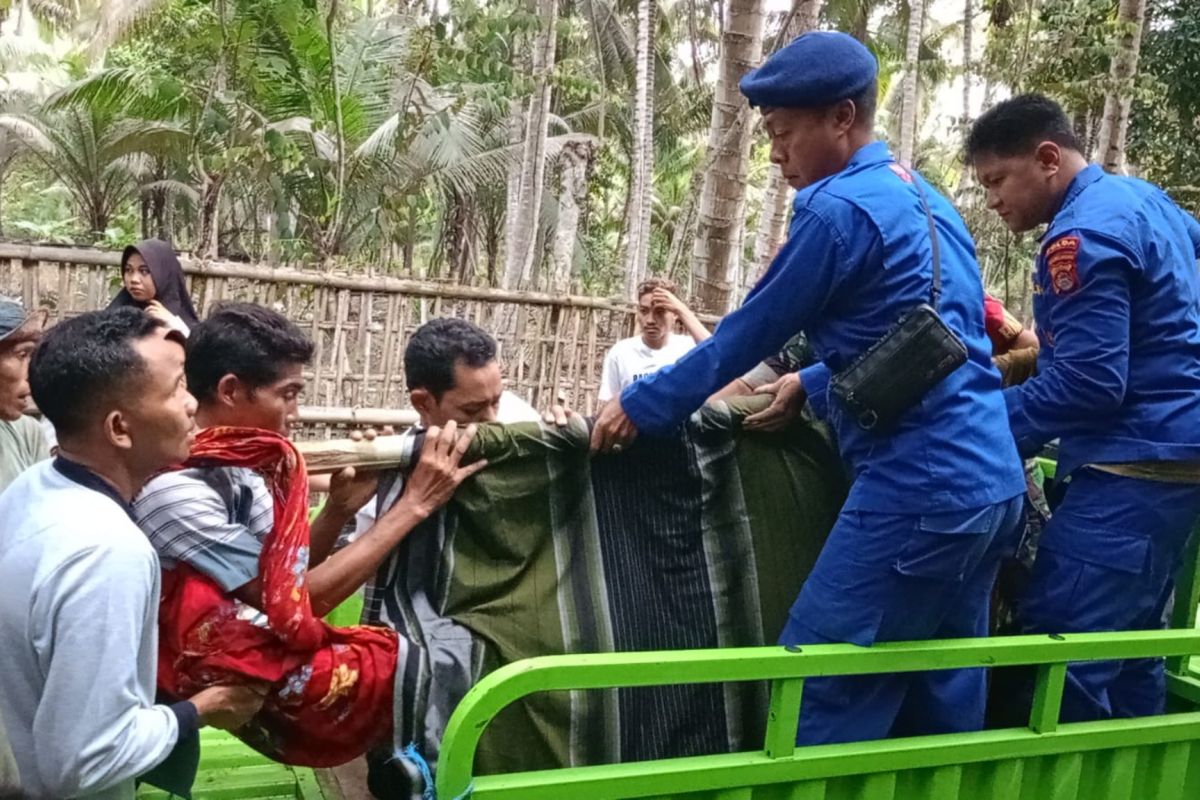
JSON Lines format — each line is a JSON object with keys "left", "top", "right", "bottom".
{"left": 550, "top": 137, "right": 595, "bottom": 293}
{"left": 961, "top": 0, "right": 973, "bottom": 133}
{"left": 898, "top": 0, "right": 925, "bottom": 168}
{"left": 502, "top": 0, "right": 558, "bottom": 290}
{"left": 746, "top": 0, "right": 823, "bottom": 293}
{"left": 196, "top": 174, "right": 224, "bottom": 259}
{"left": 445, "top": 191, "right": 475, "bottom": 284}
{"left": 665, "top": 172, "right": 703, "bottom": 289}
{"left": 955, "top": 0, "right": 975, "bottom": 198}
{"left": 691, "top": 0, "right": 767, "bottom": 313}
{"left": 622, "top": 0, "right": 657, "bottom": 302}
{"left": 1095, "top": 0, "right": 1146, "bottom": 174}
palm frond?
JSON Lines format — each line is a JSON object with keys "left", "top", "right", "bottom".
{"left": 45, "top": 68, "right": 157, "bottom": 116}
{"left": 0, "top": 114, "right": 55, "bottom": 155}
{"left": 89, "top": 0, "right": 171, "bottom": 55}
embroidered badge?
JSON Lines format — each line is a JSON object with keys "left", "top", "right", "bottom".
{"left": 889, "top": 163, "right": 914, "bottom": 184}
{"left": 1045, "top": 236, "right": 1081, "bottom": 295}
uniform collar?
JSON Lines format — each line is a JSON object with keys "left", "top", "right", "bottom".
{"left": 53, "top": 455, "right": 136, "bottom": 521}
{"left": 1055, "top": 163, "right": 1104, "bottom": 219}
{"left": 800, "top": 141, "right": 892, "bottom": 201}
{"left": 846, "top": 140, "right": 892, "bottom": 169}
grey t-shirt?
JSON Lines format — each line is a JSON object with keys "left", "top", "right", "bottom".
{"left": 0, "top": 415, "right": 50, "bottom": 493}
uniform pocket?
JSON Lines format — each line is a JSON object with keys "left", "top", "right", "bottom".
{"left": 893, "top": 505, "right": 1000, "bottom": 581}
{"left": 1038, "top": 524, "right": 1150, "bottom": 576}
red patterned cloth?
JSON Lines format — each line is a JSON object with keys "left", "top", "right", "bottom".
{"left": 155, "top": 427, "right": 397, "bottom": 766}
{"left": 983, "top": 293, "right": 1025, "bottom": 356}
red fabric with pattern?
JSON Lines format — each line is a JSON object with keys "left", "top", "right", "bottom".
{"left": 155, "top": 426, "right": 397, "bottom": 766}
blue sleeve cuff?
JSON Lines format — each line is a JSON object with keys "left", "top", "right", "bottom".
{"left": 1003, "top": 386, "right": 1048, "bottom": 458}
{"left": 169, "top": 700, "right": 200, "bottom": 739}
{"left": 800, "top": 362, "right": 832, "bottom": 420}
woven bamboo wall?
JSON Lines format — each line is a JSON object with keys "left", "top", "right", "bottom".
{"left": 0, "top": 243, "right": 688, "bottom": 414}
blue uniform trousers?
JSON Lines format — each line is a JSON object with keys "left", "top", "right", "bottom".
{"left": 780, "top": 494, "right": 1024, "bottom": 745}
{"left": 1019, "top": 469, "right": 1200, "bottom": 721}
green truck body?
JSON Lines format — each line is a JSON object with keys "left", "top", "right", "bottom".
{"left": 142, "top": 472, "right": 1200, "bottom": 799}
{"left": 433, "top": 518, "right": 1200, "bottom": 800}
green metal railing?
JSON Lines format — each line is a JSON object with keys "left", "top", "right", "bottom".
{"left": 436, "top": 630, "right": 1200, "bottom": 799}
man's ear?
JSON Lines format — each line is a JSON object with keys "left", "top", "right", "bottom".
{"left": 833, "top": 98, "right": 857, "bottom": 133}
{"left": 1034, "top": 140, "right": 1063, "bottom": 178}
{"left": 215, "top": 373, "right": 245, "bottom": 408}
{"left": 410, "top": 388, "right": 435, "bottom": 418}
{"left": 104, "top": 409, "right": 133, "bottom": 451}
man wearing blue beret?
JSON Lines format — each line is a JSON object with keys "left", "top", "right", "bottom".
{"left": 591, "top": 31, "right": 1026, "bottom": 744}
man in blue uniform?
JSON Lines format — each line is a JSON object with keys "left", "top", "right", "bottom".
{"left": 968, "top": 94, "right": 1200, "bottom": 721}
{"left": 591, "top": 31, "right": 1026, "bottom": 745}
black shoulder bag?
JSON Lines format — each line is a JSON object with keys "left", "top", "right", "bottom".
{"left": 828, "top": 176, "right": 968, "bottom": 431}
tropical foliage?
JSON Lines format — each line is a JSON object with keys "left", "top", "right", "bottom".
{"left": 0, "top": 0, "right": 1194, "bottom": 311}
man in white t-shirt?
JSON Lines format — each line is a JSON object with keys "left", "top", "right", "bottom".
{"left": 598, "top": 278, "right": 710, "bottom": 404}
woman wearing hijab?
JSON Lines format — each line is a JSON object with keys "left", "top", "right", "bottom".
{"left": 108, "top": 239, "right": 201, "bottom": 336}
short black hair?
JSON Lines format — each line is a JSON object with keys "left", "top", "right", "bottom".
{"left": 186, "top": 302, "right": 314, "bottom": 402}
{"left": 404, "top": 318, "right": 497, "bottom": 396}
{"left": 966, "top": 93, "right": 1082, "bottom": 161}
{"left": 30, "top": 308, "right": 172, "bottom": 438}
{"left": 849, "top": 80, "right": 877, "bottom": 128}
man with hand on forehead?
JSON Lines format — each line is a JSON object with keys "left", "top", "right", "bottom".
{"left": 591, "top": 31, "right": 1025, "bottom": 745}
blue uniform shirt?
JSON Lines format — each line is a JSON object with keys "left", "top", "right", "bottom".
{"left": 1007, "top": 164, "right": 1200, "bottom": 476}
{"left": 621, "top": 142, "right": 1025, "bottom": 513}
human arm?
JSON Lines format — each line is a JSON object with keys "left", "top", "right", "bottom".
{"left": 1012, "top": 327, "right": 1039, "bottom": 351}
{"left": 30, "top": 544, "right": 180, "bottom": 796}
{"left": 233, "top": 424, "right": 485, "bottom": 616}
{"left": 307, "top": 466, "right": 380, "bottom": 568}
{"left": 298, "top": 421, "right": 487, "bottom": 616}
{"left": 144, "top": 301, "right": 190, "bottom": 337}
{"left": 1185, "top": 211, "right": 1200, "bottom": 259}
{"left": 650, "top": 288, "right": 711, "bottom": 344}
{"left": 617, "top": 208, "right": 852, "bottom": 437}
{"left": 1004, "top": 233, "right": 1132, "bottom": 456}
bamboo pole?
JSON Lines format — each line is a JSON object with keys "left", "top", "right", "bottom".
{"left": 297, "top": 405, "right": 419, "bottom": 427}
{"left": 295, "top": 434, "right": 416, "bottom": 474}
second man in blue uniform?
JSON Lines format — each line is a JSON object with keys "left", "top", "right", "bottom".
{"left": 969, "top": 94, "right": 1200, "bottom": 722}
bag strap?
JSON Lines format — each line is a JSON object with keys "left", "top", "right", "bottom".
{"left": 911, "top": 174, "right": 943, "bottom": 310}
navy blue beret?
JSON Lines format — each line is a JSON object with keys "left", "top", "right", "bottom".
{"left": 740, "top": 31, "right": 878, "bottom": 109}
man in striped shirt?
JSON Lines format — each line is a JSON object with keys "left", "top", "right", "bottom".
{"left": 135, "top": 302, "right": 482, "bottom": 623}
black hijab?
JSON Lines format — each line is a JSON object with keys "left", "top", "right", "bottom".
{"left": 108, "top": 239, "right": 201, "bottom": 329}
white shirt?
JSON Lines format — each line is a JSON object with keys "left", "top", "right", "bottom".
{"left": 0, "top": 461, "right": 178, "bottom": 799}
{"left": 352, "top": 390, "right": 540, "bottom": 537}
{"left": 598, "top": 334, "right": 696, "bottom": 401}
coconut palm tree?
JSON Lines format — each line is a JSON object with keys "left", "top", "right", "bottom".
{"left": 1096, "top": 0, "right": 1147, "bottom": 173}
{"left": 691, "top": 0, "right": 767, "bottom": 314}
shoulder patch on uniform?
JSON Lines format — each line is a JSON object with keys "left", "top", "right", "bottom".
{"left": 1045, "top": 236, "right": 1081, "bottom": 295}
{"left": 888, "top": 163, "right": 914, "bottom": 184}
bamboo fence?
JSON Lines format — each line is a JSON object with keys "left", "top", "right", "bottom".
{"left": 0, "top": 243, "right": 713, "bottom": 415}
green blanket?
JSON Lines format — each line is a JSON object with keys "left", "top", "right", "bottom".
{"left": 363, "top": 397, "right": 846, "bottom": 776}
